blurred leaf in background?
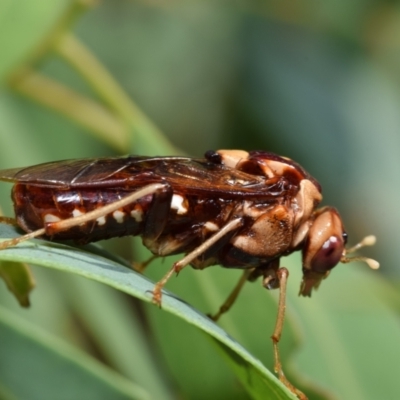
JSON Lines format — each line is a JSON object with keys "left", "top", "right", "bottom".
{"left": 1, "top": 1, "right": 400, "bottom": 400}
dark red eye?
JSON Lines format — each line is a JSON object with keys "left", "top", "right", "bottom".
{"left": 301, "top": 207, "right": 345, "bottom": 274}
{"left": 310, "top": 235, "right": 343, "bottom": 273}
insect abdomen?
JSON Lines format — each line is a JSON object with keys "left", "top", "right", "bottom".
{"left": 12, "top": 184, "right": 149, "bottom": 243}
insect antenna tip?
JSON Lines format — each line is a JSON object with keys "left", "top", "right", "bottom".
{"left": 345, "top": 234, "right": 377, "bottom": 254}
{"left": 362, "top": 235, "right": 376, "bottom": 247}
{"left": 366, "top": 258, "right": 380, "bottom": 270}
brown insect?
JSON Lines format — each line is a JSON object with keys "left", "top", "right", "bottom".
{"left": 0, "top": 150, "right": 378, "bottom": 399}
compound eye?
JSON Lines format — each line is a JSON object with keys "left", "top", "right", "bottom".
{"left": 302, "top": 207, "right": 346, "bottom": 274}
{"left": 310, "top": 235, "right": 344, "bottom": 273}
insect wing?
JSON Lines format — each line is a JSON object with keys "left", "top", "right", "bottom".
{"left": 142, "top": 158, "right": 284, "bottom": 199}
{"left": 0, "top": 157, "right": 159, "bottom": 188}
{"left": 0, "top": 158, "right": 100, "bottom": 188}
{"left": 0, "top": 156, "right": 288, "bottom": 199}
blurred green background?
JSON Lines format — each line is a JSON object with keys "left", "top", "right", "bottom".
{"left": 1, "top": 1, "right": 400, "bottom": 399}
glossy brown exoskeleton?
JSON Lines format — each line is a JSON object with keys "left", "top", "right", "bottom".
{"left": 0, "top": 150, "right": 378, "bottom": 399}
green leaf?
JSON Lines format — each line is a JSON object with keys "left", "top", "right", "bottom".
{"left": 0, "top": 223, "right": 296, "bottom": 400}
{"left": 0, "top": 0, "right": 73, "bottom": 82}
{"left": 52, "top": 273, "right": 175, "bottom": 400}
{"left": 0, "top": 260, "right": 35, "bottom": 307}
{"left": 0, "top": 302, "right": 149, "bottom": 400}
{"left": 286, "top": 257, "right": 400, "bottom": 400}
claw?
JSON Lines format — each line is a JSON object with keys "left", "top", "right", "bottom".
{"left": 151, "top": 285, "right": 163, "bottom": 308}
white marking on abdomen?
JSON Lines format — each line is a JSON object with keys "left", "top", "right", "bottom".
{"left": 130, "top": 209, "right": 143, "bottom": 222}
{"left": 113, "top": 210, "right": 125, "bottom": 223}
{"left": 44, "top": 214, "right": 61, "bottom": 223}
{"left": 71, "top": 209, "right": 86, "bottom": 226}
{"left": 171, "top": 194, "right": 188, "bottom": 215}
{"left": 96, "top": 216, "right": 106, "bottom": 226}
{"left": 72, "top": 209, "right": 84, "bottom": 218}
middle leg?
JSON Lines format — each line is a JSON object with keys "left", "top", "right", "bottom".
{"left": 151, "top": 218, "right": 244, "bottom": 306}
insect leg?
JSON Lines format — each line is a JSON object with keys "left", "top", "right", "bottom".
{"left": 143, "top": 184, "right": 173, "bottom": 244}
{"left": 0, "top": 206, "right": 46, "bottom": 250}
{"left": 132, "top": 255, "right": 158, "bottom": 273}
{"left": 269, "top": 268, "right": 307, "bottom": 400}
{"left": 208, "top": 269, "right": 252, "bottom": 321}
{"left": 132, "top": 184, "right": 173, "bottom": 272}
{"left": 0, "top": 216, "right": 18, "bottom": 226}
{"left": 152, "top": 218, "right": 243, "bottom": 306}
{"left": 0, "top": 228, "right": 46, "bottom": 250}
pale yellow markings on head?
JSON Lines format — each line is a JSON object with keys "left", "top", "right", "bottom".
{"left": 44, "top": 214, "right": 61, "bottom": 223}
{"left": 216, "top": 149, "right": 249, "bottom": 169}
{"left": 96, "top": 216, "right": 106, "bottom": 226}
{"left": 171, "top": 194, "right": 188, "bottom": 215}
{"left": 204, "top": 221, "right": 219, "bottom": 231}
{"left": 302, "top": 210, "right": 342, "bottom": 270}
{"left": 130, "top": 209, "right": 143, "bottom": 222}
{"left": 113, "top": 210, "right": 125, "bottom": 224}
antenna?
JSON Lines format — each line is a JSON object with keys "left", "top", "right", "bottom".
{"left": 340, "top": 235, "right": 380, "bottom": 270}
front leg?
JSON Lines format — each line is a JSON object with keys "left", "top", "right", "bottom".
{"left": 266, "top": 267, "right": 307, "bottom": 400}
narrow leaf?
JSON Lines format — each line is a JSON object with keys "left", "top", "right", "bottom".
{"left": 0, "top": 260, "right": 35, "bottom": 307}
{"left": 0, "top": 223, "right": 295, "bottom": 400}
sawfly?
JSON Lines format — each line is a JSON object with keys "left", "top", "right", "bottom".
{"left": 0, "top": 149, "right": 379, "bottom": 399}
